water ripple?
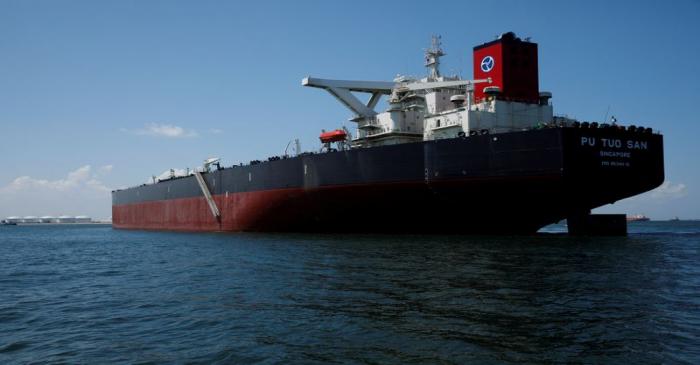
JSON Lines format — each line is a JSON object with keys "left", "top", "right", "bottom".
{"left": 0, "top": 223, "right": 699, "bottom": 363}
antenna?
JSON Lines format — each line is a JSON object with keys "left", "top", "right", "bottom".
{"left": 284, "top": 139, "right": 302, "bottom": 156}
{"left": 425, "top": 35, "right": 446, "bottom": 80}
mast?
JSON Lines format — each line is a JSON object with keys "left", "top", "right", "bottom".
{"left": 425, "top": 35, "right": 445, "bottom": 80}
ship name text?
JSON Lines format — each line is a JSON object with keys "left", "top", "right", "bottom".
{"left": 580, "top": 137, "right": 648, "bottom": 150}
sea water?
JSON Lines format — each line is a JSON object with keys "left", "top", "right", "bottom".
{"left": 1, "top": 222, "right": 699, "bottom": 364}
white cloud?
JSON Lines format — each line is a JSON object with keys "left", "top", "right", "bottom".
{"left": 0, "top": 165, "right": 114, "bottom": 218}
{"left": 124, "top": 123, "right": 198, "bottom": 138}
{"left": 208, "top": 128, "right": 223, "bottom": 134}
{"left": 4, "top": 166, "right": 88, "bottom": 192}
{"left": 650, "top": 181, "right": 687, "bottom": 200}
{"left": 99, "top": 164, "right": 113, "bottom": 174}
{"left": 86, "top": 179, "right": 112, "bottom": 193}
{"left": 595, "top": 180, "right": 691, "bottom": 219}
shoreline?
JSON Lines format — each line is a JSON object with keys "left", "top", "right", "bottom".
{"left": 5, "top": 222, "right": 112, "bottom": 226}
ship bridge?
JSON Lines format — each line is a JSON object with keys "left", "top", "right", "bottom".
{"left": 304, "top": 34, "right": 554, "bottom": 147}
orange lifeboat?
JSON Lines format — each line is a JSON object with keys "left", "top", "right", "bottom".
{"left": 319, "top": 129, "right": 347, "bottom": 143}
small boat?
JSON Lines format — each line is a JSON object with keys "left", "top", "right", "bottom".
{"left": 626, "top": 214, "right": 650, "bottom": 222}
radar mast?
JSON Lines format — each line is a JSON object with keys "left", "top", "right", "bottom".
{"left": 425, "top": 35, "right": 445, "bottom": 80}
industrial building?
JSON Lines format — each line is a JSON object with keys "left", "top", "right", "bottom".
{"left": 3, "top": 215, "right": 93, "bottom": 224}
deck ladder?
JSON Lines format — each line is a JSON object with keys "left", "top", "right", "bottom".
{"left": 194, "top": 171, "right": 221, "bottom": 219}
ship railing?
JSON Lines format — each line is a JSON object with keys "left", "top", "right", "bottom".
{"left": 364, "top": 126, "right": 392, "bottom": 137}
{"left": 358, "top": 117, "right": 381, "bottom": 130}
{"left": 553, "top": 115, "right": 660, "bottom": 134}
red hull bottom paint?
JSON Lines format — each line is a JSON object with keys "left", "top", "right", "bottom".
{"left": 113, "top": 176, "right": 568, "bottom": 234}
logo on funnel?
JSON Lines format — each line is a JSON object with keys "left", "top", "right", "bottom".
{"left": 480, "top": 56, "right": 495, "bottom": 72}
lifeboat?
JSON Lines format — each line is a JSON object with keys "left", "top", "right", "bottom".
{"left": 319, "top": 129, "right": 347, "bottom": 143}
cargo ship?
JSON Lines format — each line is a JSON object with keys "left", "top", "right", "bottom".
{"left": 627, "top": 214, "right": 651, "bottom": 222}
{"left": 112, "top": 32, "right": 664, "bottom": 234}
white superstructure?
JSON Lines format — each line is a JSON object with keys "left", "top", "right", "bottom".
{"left": 303, "top": 35, "right": 554, "bottom": 148}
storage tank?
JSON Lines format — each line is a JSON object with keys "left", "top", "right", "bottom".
{"left": 57, "top": 215, "right": 76, "bottom": 223}
{"left": 6, "top": 216, "right": 22, "bottom": 224}
{"left": 23, "top": 216, "right": 40, "bottom": 223}
{"left": 40, "top": 216, "right": 56, "bottom": 223}
{"left": 75, "top": 216, "right": 91, "bottom": 223}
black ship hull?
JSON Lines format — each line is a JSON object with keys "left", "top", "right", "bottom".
{"left": 112, "top": 127, "right": 664, "bottom": 233}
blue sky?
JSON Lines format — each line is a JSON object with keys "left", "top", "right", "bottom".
{"left": 1, "top": 0, "right": 698, "bottom": 220}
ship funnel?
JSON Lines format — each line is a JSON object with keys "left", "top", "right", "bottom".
{"left": 473, "top": 32, "right": 539, "bottom": 104}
